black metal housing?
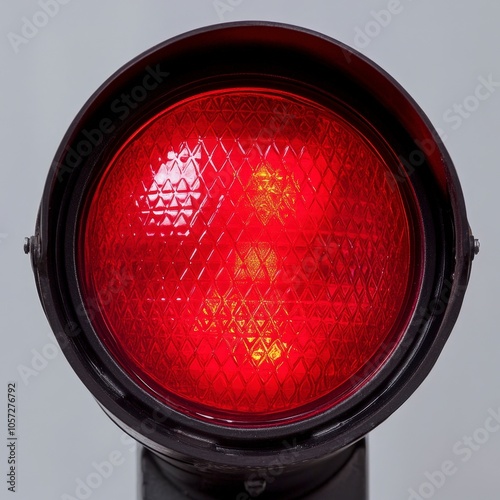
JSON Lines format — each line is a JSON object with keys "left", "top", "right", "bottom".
{"left": 28, "top": 22, "right": 474, "bottom": 495}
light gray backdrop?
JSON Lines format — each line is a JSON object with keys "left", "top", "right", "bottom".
{"left": 0, "top": 1, "right": 498, "bottom": 499}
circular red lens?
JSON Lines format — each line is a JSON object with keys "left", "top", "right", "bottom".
{"left": 79, "top": 89, "right": 416, "bottom": 424}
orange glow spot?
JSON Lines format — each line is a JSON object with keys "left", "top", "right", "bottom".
{"left": 234, "top": 243, "right": 279, "bottom": 282}
{"left": 244, "top": 162, "right": 299, "bottom": 225}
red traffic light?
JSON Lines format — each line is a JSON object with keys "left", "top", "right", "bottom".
{"left": 27, "top": 22, "right": 475, "bottom": 499}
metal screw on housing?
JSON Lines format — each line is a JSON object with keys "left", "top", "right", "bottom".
{"left": 474, "top": 239, "right": 480, "bottom": 256}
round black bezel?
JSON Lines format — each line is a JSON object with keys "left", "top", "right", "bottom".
{"left": 31, "top": 22, "right": 473, "bottom": 469}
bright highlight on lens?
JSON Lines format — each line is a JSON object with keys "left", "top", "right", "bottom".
{"left": 79, "top": 89, "right": 415, "bottom": 424}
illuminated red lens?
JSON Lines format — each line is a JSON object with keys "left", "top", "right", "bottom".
{"left": 79, "top": 89, "right": 415, "bottom": 424}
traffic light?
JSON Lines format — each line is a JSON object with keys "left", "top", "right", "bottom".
{"left": 26, "top": 22, "right": 476, "bottom": 499}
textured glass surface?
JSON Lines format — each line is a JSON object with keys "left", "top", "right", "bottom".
{"left": 80, "top": 89, "right": 412, "bottom": 422}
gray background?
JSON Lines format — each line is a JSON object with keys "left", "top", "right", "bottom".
{"left": 0, "top": 1, "right": 498, "bottom": 499}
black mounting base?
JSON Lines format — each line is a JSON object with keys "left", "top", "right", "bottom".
{"left": 140, "top": 439, "right": 367, "bottom": 500}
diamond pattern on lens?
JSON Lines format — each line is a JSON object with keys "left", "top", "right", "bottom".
{"left": 80, "top": 89, "right": 412, "bottom": 422}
